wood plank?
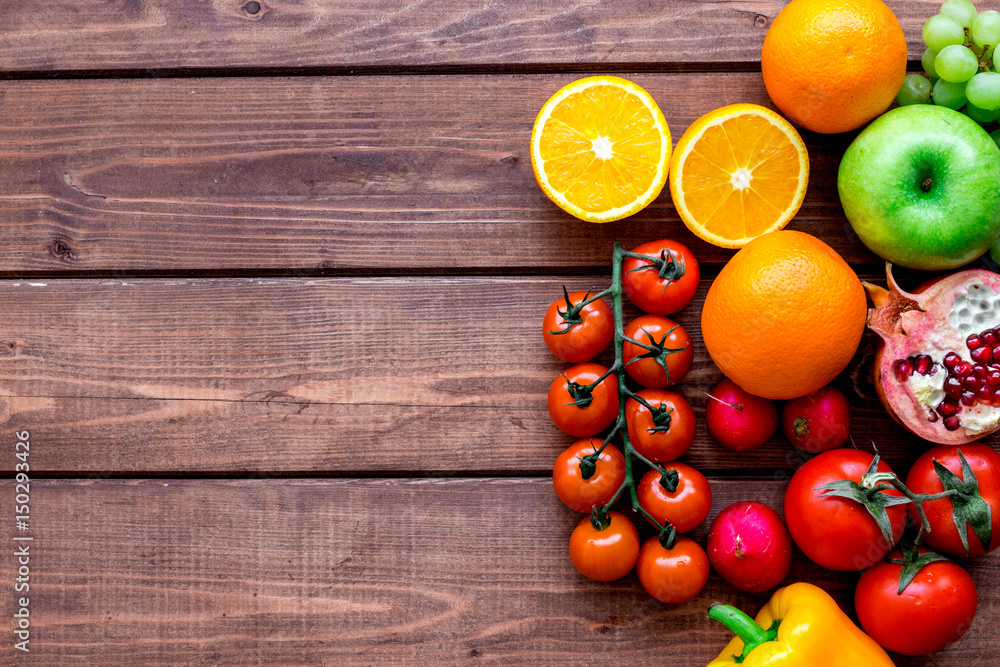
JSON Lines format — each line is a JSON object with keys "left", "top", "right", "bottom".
{"left": 0, "top": 73, "right": 876, "bottom": 274}
{"left": 0, "top": 1, "right": 935, "bottom": 73}
{"left": 0, "top": 275, "right": 966, "bottom": 474}
{"left": 1, "top": 477, "right": 994, "bottom": 665}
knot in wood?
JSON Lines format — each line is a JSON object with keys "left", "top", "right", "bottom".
{"left": 50, "top": 238, "right": 75, "bottom": 261}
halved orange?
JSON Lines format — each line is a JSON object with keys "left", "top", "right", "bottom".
{"left": 530, "top": 76, "right": 671, "bottom": 223}
{"left": 669, "top": 104, "right": 809, "bottom": 248}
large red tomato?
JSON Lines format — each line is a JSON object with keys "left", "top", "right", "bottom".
{"left": 625, "top": 389, "right": 696, "bottom": 464}
{"left": 622, "top": 315, "right": 693, "bottom": 389}
{"left": 905, "top": 444, "right": 1000, "bottom": 558}
{"left": 552, "top": 439, "right": 626, "bottom": 513}
{"left": 568, "top": 511, "right": 640, "bottom": 582}
{"left": 542, "top": 290, "right": 613, "bottom": 363}
{"left": 622, "top": 239, "right": 700, "bottom": 315}
{"left": 547, "top": 363, "right": 619, "bottom": 437}
{"left": 636, "top": 464, "right": 712, "bottom": 533}
{"left": 784, "top": 449, "right": 907, "bottom": 571}
{"left": 636, "top": 536, "right": 709, "bottom": 604}
{"left": 855, "top": 547, "right": 977, "bottom": 655}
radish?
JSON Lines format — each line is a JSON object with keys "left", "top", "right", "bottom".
{"left": 707, "top": 501, "right": 793, "bottom": 593}
{"left": 705, "top": 378, "right": 778, "bottom": 451}
{"left": 782, "top": 384, "right": 851, "bottom": 453}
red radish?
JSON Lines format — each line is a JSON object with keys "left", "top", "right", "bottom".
{"left": 706, "top": 378, "right": 778, "bottom": 451}
{"left": 781, "top": 385, "right": 852, "bottom": 453}
{"left": 707, "top": 501, "right": 793, "bottom": 593}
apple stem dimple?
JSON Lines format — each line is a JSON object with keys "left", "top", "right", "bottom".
{"left": 921, "top": 178, "right": 933, "bottom": 193}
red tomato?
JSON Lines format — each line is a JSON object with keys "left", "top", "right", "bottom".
{"left": 626, "top": 389, "right": 696, "bottom": 463}
{"left": 547, "top": 363, "right": 619, "bottom": 438}
{"left": 542, "top": 290, "right": 613, "bottom": 363}
{"left": 855, "top": 548, "right": 977, "bottom": 655}
{"left": 636, "top": 536, "right": 709, "bottom": 603}
{"left": 622, "top": 240, "right": 700, "bottom": 315}
{"left": 569, "top": 511, "right": 640, "bottom": 582}
{"left": 905, "top": 444, "right": 1000, "bottom": 558}
{"left": 784, "top": 449, "right": 906, "bottom": 571}
{"left": 552, "top": 439, "right": 626, "bottom": 513}
{"left": 636, "top": 464, "right": 712, "bottom": 533}
{"left": 622, "top": 315, "right": 693, "bottom": 389}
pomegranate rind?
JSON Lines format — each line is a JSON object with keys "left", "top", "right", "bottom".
{"left": 868, "top": 264, "right": 1000, "bottom": 445}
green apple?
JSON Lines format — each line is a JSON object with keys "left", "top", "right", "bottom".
{"left": 838, "top": 104, "right": 1000, "bottom": 270}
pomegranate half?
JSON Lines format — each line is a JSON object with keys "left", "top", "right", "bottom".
{"left": 868, "top": 264, "right": 1000, "bottom": 445}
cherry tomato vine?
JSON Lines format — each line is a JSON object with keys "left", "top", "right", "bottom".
{"left": 551, "top": 242, "right": 697, "bottom": 551}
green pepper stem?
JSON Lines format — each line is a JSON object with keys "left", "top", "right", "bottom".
{"left": 707, "top": 603, "right": 776, "bottom": 656}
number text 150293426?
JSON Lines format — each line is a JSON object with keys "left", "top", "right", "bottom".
{"left": 13, "top": 430, "right": 31, "bottom": 653}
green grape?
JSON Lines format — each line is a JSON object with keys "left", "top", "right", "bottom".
{"left": 924, "top": 14, "right": 967, "bottom": 51}
{"left": 923, "top": 48, "right": 940, "bottom": 77}
{"left": 936, "top": 44, "right": 979, "bottom": 82}
{"left": 941, "top": 0, "right": 977, "bottom": 29}
{"left": 994, "top": 45, "right": 1000, "bottom": 72}
{"left": 991, "top": 129, "right": 1000, "bottom": 149}
{"left": 974, "top": 11, "right": 1000, "bottom": 49}
{"left": 933, "top": 78, "right": 969, "bottom": 109}
{"left": 896, "top": 74, "right": 933, "bottom": 105}
{"left": 966, "top": 71, "right": 1000, "bottom": 110}
{"left": 966, "top": 102, "right": 1000, "bottom": 122}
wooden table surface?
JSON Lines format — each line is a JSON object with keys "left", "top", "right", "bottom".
{"left": 1, "top": 1, "right": 998, "bottom": 664}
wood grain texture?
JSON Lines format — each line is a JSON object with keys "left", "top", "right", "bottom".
{"left": 0, "top": 274, "right": 970, "bottom": 475}
{"left": 0, "top": 73, "right": 883, "bottom": 274}
{"left": 0, "top": 477, "right": 994, "bottom": 666}
{"left": 0, "top": 1, "right": 935, "bottom": 73}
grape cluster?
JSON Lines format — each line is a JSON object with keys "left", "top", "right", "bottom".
{"left": 901, "top": 0, "right": 1000, "bottom": 142}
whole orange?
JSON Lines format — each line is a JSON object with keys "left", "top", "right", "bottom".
{"left": 701, "top": 230, "right": 866, "bottom": 400}
{"left": 761, "top": 0, "right": 907, "bottom": 134}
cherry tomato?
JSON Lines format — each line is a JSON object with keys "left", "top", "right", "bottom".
{"left": 636, "top": 536, "right": 709, "bottom": 604}
{"left": 547, "top": 363, "right": 619, "bottom": 438}
{"left": 552, "top": 439, "right": 626, "bottom": 513}
{"left": 636, "top": 464, "right": 712, "bottom": 533}
{"left": 855, "top": 548, "right": 977, "bottom": 655}
{"left": 568, "top": 511, "right": 640, "bottom": 582}
{"left": 622, "top": 315, "right": 693, "bottom": 389}
{"left": 542, "top": 290, "right": 613, "bottom": 363}
{"left": 622, "top": 240, "right": 700, "bottom": 315}
{"left": 784, "top": 449, "right": 906, "bottom": 571}
{"left": 626, "top": 389, "right": 696, "bottom": 464}
{"left": 905, "top": 444, "right": 1000, "bottom": 558}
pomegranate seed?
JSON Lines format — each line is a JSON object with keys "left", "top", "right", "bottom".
{"left": 988, "top": 370, "right": 1000, "bottom": 387}
{"left": 944, "top": 352, "right": 962, "bottom": 370}
{"left": 944, "top": 415, "right": 962, "bottom": 431}
{"left": 928, "top": 411, "right": 940, "bottom": 422}
{"left": 938, "top": 400, "right": 959, "bottom": 416}
{"left": 991, "top": 345, "right": 1000, "bottom": 361}
{"left": 944, "top": 376, "right": 965, "bottom": 399}
{"left": 914, "top": 355, "right": 933, "bottom": 375}
{"left": 975, "top": 364, "right": 990, "bottom": 379}
{"left": 954, "top": 361, "right": 973, "bottom": 377}
{"left": 977, "top": 385, "right": 994, "bottom": 402}
{"left": 965, "top": 375, "right": 983, "bottom": 392}
{"left": 961, "top": 391, "right": 978, "bottom": 406}
{"left": 892, "top": 359, "right": 913, "bottom": 382}
{"left": 972, "top": 346, "right": 994, "bottom": 364}
{"left": 984, "top": 331, "right": 998, "bottom": 347}
{"left": 968, "top": 334, "right": 982, "bottom": 349}
{"left": 929, "top": 363, "right": 941, "bottom": 376}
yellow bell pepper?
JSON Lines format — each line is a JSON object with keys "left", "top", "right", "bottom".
{"left": 707, "top": 582, "right": 895, "bottom": 666}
